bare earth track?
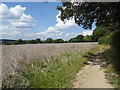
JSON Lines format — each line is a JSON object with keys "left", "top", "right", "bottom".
{"left": 73, "top": 53, "right": 114, "bottom": 88}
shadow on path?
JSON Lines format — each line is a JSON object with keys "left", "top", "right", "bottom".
{"left": 84, "top": 52, "right": 108, "bottom": 69}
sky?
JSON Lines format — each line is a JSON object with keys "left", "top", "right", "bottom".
{"left": 0, "top": 2, "right": 96, "bottom": 40}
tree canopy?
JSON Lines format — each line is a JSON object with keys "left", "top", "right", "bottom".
{"left": 69, "top": 35, "right": 84, "bottom": 42}
{"left": 44, "top": 38, "right": 53, "bottom": 43}
{"left": 35, "top": 38, "right": 41, "bottom": 43}
{"left": 92, "top": 27, "right": 110, "bottom": 41}
{"left": 53, "top": 39, "right": 64, "bottom": 43}
{"left": 57, "top": 2, "right": 120, "bottom": 30}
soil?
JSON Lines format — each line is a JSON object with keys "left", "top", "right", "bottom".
{"left": 73, "top": 53, "right": 114, "bottom": 88}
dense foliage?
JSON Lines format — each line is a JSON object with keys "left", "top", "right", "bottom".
{"left": 98, "top": 34, "right": 111, "bottom": 45}
{"left": 69, "top": 35, "right": 84, "bottom": 42}
{"left": 92, "top": 27, "right": 110, "bottom": 41}
{"left": 53, "top": 39, "right": 64, "bottom": 43}
{"left": 57, "top": 2, "right": 120, "bottom": 30}
{"left": 57, "top": 2, "right": 120, "bottom": 71}
{"left": 110, "top": 30, "right": 120, "bottom": 70}
{"left": 44, "top": 38, "right": 53, "bottom": 43}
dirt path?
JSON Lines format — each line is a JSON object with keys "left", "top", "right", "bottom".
{"left": 73, "top": 53, "right": 114, "bottom": 88}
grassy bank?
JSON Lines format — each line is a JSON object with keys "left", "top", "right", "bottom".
{"left": 93, "top": 45, "right": 120, "bottom": 88}
{"left": 24, "top": 45, "right": 100, "bottom": 88}
{"left": 104, "top": 48, "right": 120, "bottom": 88}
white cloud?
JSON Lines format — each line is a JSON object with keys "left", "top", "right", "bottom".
{"left": 0, "top": 3, "right": 9, "bottom": 15}
{"left": 82, "top": 30, "right": 93, "bottom": 36}
{"left": 0, "top": 4, "right": 21, "bottom": 21}
{"left": 55, "top": 11, "right": 77, "bottom": 30}
{"left": 34, "top": 11, "right": 78, "bottom": 40}
{"left": 0, "top": 3, "right": 36, "bottom": 30}
{"left": 0, "top": 4, "right": 79, "bottom": 40}
{"left": 23, "top": 31, "right": 78, "bottom": 40}
{"left": 9, "top": 5, "right": 26, "bottom": 17}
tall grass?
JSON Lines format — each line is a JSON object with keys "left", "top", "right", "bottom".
{"left": 98, "top": 30, "right": 120, "bottom": 88}
{"left": 24, "top": 51, "right": 88, "bottom": 88}
{"left": 2, "top": 43, "right": 96, "bottom": 88}
{"left": 24, "top": 45, "right": 101, "bottom": 88}
{"left": 98, "top": 34, "right": 112, "bottom": 45}
{"left": 104, "top": 48, "right": 120, "bottom": 88}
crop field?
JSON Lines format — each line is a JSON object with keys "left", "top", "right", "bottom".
{"left": 1, "top": 43, "right": 97, "bottom": 88}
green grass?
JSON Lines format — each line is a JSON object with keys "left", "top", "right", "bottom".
{"left": 105, "top": 64, "right": 120, "bottom": 88}
{"left": 103, "top": 47, "right": 120, "bottom": 88}
{"left": 24, "top": 45, "right": 100, "bottom": 88}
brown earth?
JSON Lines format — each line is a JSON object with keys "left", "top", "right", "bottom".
{"left": 73, "top": 53, "right": 114, "bottom": 88}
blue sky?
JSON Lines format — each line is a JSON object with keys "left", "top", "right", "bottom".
{"left": 0, "top": 2, "right": 96, "bottom": 40}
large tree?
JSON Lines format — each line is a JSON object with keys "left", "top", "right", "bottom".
{"left": 69, "top": 35, "right": 84, "bottom": 42}
{"left": 92, "top": 27, "right": 110, "bottom": 41}
{"left": 44, "top": 38, "right": 53, "bottom": 43}
{"left": 57, "top": 2, "right": 120, "bottom": 70}
{"left": 35, "top": 38, "right": 41, "bottom": 43}
{"left": 53, "top": 39, "right": 64, "bottom": 43}
{"left": 57, "top": 2, "right": 120, "bottom": 30}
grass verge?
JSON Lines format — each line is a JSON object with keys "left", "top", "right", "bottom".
{"left": 24, "top": 45, "right": 100, "bottom": 88}
{"left": 104, "top": 47, "right": 120, "bottom": 88}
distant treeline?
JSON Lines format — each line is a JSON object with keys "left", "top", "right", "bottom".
{"left": 3, "top": 36, "right": 95, "bottom": 45}
{"left": 4, "top": 27, "right": 108, "bottom": 45}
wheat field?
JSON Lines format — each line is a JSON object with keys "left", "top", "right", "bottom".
{"left": 1, "top": 42, "right": 97, "bottom": 87}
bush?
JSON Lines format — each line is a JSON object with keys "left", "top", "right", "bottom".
{"left": 101, "top": 30, "right": 120, "bottom": 71}
{"left": 110, "top": 30, "right": 120, "bottom": 70}
{"left": 111, "top": 30, "right": 120, "bottom": 50}
{"left": 98, "top": 34, "right": 112, "bottom": 45}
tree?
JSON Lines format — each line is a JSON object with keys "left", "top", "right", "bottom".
{"left": 69, "top": 38, "right": 76, "bottom": 43}
{"left": 35, "top": 38, "right": 41, "bottom": 43}
{"left": 57, "top": 2, "right": 120, "bottom": 70}
{"left": 92, "top": 27, "right": 110, "bottom": 41}
{"left": 57, "top": 2, "right": 120, "bottom": 30}
{"left": 64, "top": 41, "right": 68, "bottom": 43}
{"left": 53, "top": 39, "right": 64, "bottom": 43}
{"left": 83, "top": 35, "right": 92, "bottom": 42}
{"left": 44, "top": 38, "right": 53, "bottom": 43}
{"left": 76, "top": 35, "right": 84, "bottom": 42}
{"left": 12, "top": 39, "right": 23, "bottom": 45}
{"left": 26, "top": 40, "right": 35, "bottom": 44}
{"left": 69, "top": 35, "right": 84, "bottom": 42}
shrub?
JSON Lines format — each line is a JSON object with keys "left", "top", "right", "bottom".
{"left": 111, "top": 30, "right": 120, "bottom": 50}
{"left": 110, "top": 30, "right": 120, "bottom": 70}
{"left": 101, "top": 30, "right": 120, "bottom": 71}
{"left": 98, "top": 34, "right": 112, "bottom": 45}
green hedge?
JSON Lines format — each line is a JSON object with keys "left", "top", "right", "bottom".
{"left": 111, "top": 30, "right": 120, "bottom": 50}
{"left": 99, "top": 30, "right": 120, "bottom": 71}
{"left": 98, "top": 34, "right": 112, "bottom": 45}
{"left": 110, "top": 30, "right": 120, "bottom": 71}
